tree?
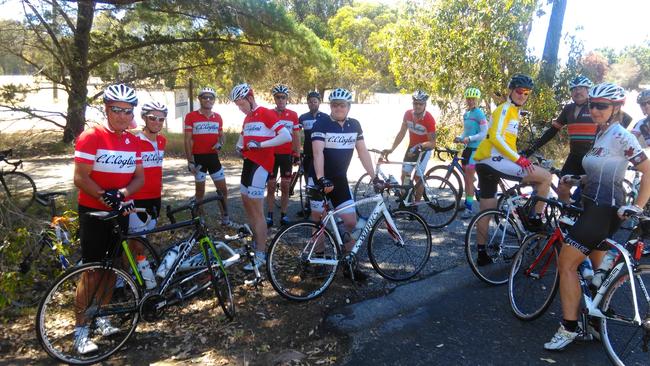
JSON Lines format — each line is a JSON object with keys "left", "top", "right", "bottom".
{"left": 539, "top": 0, "right": 567, "bottom": 86}
{"left": 580, "top": 51, "right": 610, "bottom": 83}
{"left": 609, "top": 56, "right": 642, "bottom": 90}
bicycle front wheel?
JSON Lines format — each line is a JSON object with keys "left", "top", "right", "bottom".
{"left": 368, "top": 210, "right": 432, "bottom": 281}
{"left": 202, "top": 242, "right": 235, "bottom": 320}
{"left": 267, "top": 222, "right": 339, "bottom": 301}
{"left": 508, "top": 233, "right": 559, "bottom": 320}
{"left": 1, "top": 171, "right": 36, "bottom": 211}
{"left": 353, "top": 173, "right": 376, "bottom": 219}
{"left": 600, "top": 264, "right": 650, "bottom": 366}
{"left": 465, "top": 209, "right": 522, "bottom": 285}
{"left": 35, "top": 263, "right": 140, "bottom": 365}
{"left": 419, "top": 176, "right": 459, "bottom": 229}
{"left": 426, "top": 164, "right": 464, "bottom": 201}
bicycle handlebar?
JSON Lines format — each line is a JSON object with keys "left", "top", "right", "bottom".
{"left": 165, "top": 194, "right": 224, "bottom": 224}
{"left": 434, "top": 147, "right": 459, "bottom": 161}
{"left": 528, "top": 195, "right": 583, "bottom": 214}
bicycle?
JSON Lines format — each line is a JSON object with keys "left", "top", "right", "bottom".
{"left": 508, "top": 196, "right": 650, "bottom": 365}
{"left": 425, "top": 146, "right": 476, "bottom": 202}
{"left": 266, "top": 185, "right": 432, "bottom": 302}
{"left": 0, "top": 148, "right": 36, "bottom": 211}
{"left": 354, "top": 148, "right": 459, "bottom": 229}
{"left": 274, "top": 152, "right": 308, "bottom": 216}
{"left": 35, "top": 195, "right": 234, "bottom": 365}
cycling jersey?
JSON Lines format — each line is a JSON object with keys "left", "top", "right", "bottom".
{"left": 311, "top": 116, "right": 363, "bottom": 178}
{"left": 552, "top": 103, "right": 595, "bottom": 156}
{"left": 474, "top": 100, "right": 521, "bottom": 162}
{"left": 403, "top": 110, "right": 436, "bottom": 147}
{"left": 131, "top": 132, "right": 166, "bottom": 200}
{"left": 242, "top": 106, "right": 283, "bottom": 172}
{"left": 461, "top": 108, "right": 488, "bottom": 149}
{"left": 299, "top": 111, "right": 327, "bottom": 157}
{"left": 632, "top": 117, "right": 650, "bottom": 146}
{"left": 184, "top": 110, "right": 222, "bottom": 154}
{"left": 74, "top": 125, "right": 142, "bottom": 210}
{"left": 582, "top": 122, "right": 647, "bottom": 206}
{"left": 273, "top": 108, "right": 300, "bottom": 154}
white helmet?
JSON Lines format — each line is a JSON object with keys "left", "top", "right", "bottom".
{"left": 568, "top": 75, "right": 593, "bottom": 90}
{"left": 141, "top": 101, "right": 168, "bottom": 116}
{"left": 329, "top": 88, "right": 353, "bottom": 102}
{"left": 230, "top": 83, "right": 253, "bottom": 101}
{"left": 589, "top": 83, "right": 626, "bottom": 104}
{"left": 103, "top": 84, "right": 138, "bottom": 106}
{"left": 271, "top": 84, "right": 290, "bottom": 96}
{"left": 412, "top": 90, "right": 429, "bottom": 101}
{"left": 198, "top": 87, "right": 216, "bottom": 98}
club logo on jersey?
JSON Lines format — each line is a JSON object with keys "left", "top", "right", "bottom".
{"left": 193, "top": 121, "right": 220, "bottom": 135}
{"left": 302, "top": 119, "right": 316, "bottom": 130}
{"left": 324, "top": 133, "right": 357, "bottom": 149}
{"left": 125, "top": 138, "right": 130, "bottom": 144}
{"left": 141, "top": 151, "right": 164, "bottom": 168}
{"left": 244, "top": 122, "right": 275, "bottom": 137}
{"left": 406, "top": 121, "right": 427, "bottom": 135}
{"left": 95, "top": 149, "right": 137, "bottom": 172}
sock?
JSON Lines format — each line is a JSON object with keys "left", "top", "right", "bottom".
{"left": 562, "top": 319, "right": 579, "bottom": 332}
{"left": 281, "top": 212, "right": 287, "bottom": 218}
{"left": 465, "top": 196, "right": 474, "bottom": 205}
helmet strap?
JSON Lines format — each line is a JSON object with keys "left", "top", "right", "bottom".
{"left": 508, "top": 93, "right": 523, "bottom": 107}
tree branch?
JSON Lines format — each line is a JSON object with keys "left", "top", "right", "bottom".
{"left": 47, "top": 0, "right": 77, "bottom": 33}
{"left": 22, "top": 0, "right": 67, "bottom": 60}
{"left": 0, "top": 104, "right": 67, "bottom": 129}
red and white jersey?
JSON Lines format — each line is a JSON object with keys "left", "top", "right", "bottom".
{"left": 242, "top": 106, "right": 283, "bottom": 172}
{"left": 272, "top": 108, "right": 299, "bottom": 154}
{"left": 131, "top": 132, "right": 166, "bottom": 200}
{"left": 184, "top": 110, "right": 222, "bottom": 154}
{"left": 404, "top": 110, "right": 436, "bottom": 147}
{"left": 74, "top": 125, "right": 142, "bottom": 210}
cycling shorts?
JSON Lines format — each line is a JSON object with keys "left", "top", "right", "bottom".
{"left": 240, "top": 159, "right": 268, "bottom": 199}
{"left": 564, "top": 199, "right": 621, "bottom": 255}
{"left": 310, "top": 175, "right": 354, "bottom": 214}
{"left": 560, "top": 152, "right": 586, "bottom": 177}
{"left": 475, "top": 158, "right": 525, "bottom": 199}
{"left": 461, "top": 147, "right": 477, "bottom": 167}
{"left": 79, "top": 205, "right": 129, "bottom": 263}
{"left": 193, "top": 153, "right": 224, "bottom": 182}
{"left": 302, "top": 155, "right": 314, "bottom": 186}
{"left": 402, "top": 149, "right": 431, "bottom": 175}
{"left": 128, "top": 198, "right": 161, "bottom": 234}
{"left": 269, "top": 153, "right": 293, "bottom": 179}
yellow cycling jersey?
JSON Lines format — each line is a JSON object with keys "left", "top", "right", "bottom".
{"left": 474, "top": 100, "right": 521, "bottom": 162}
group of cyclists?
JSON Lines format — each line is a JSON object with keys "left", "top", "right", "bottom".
{"left": 69, "top": 70, "right": 650, "bottom": 355}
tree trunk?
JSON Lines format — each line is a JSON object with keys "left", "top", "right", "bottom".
{"left": 63, "top": 1, "right": 95, "bottom": 143}
{"left": 540, "top": 0, "right": 567, "bottom": 86}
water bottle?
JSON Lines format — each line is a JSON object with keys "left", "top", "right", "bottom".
{"left": 592, "top": 249, "right": 618, "bottom": 288}
{"left": 156, "top": 245, "right": 179, "bottom": 279}
{"left": 351, "top": 218, "right": 367, "bottom": 240}
{"left": 136, "top": 255, "right": 157, "bottom": 290}
{"left": 578, "top": 258, "right": 594, "bottom": 281}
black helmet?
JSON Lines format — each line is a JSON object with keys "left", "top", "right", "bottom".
{"left": 508, "top": 74, "right": 534, "bottom": 90}
{"left": 307, "top": 91, "right": 321, "bottom": 100}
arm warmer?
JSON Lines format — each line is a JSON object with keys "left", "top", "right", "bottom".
{"left": 260, "top": 127, "right": 291, "bottom": 148}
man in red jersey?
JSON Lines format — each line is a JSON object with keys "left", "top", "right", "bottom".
{"left": 230, "top": 83, "right": 292, "bottom": 270}
{"left": 184, "top": 87, "right": 231, "bottom": 226}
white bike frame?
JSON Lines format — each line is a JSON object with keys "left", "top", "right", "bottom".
{"left": 373, "top": 149, "right": 430, "bottom": 204}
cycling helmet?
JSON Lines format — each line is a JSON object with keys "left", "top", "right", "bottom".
{"left": 508, "top": 74, "right": 534, "bottom": 90}
{"left": 103, "top": 84, "right": 138, "bottom": 106}
{"left": 198, "top": 87, "right": 216, "bottom": 98}
{"left": 307, "top": 91, "right": 321, "bottom": 100}
{"left": 568, "top": 75, "right": 593, "bottom": 90}
{"left": 637, "top": 89, "right": 650, "bottom": 104}
{"left": 464, "top": 87, "right": 481, "bottom": 99}
{"left": 412, "top": 90, "right": 429, "bottom": 101}
{"left": 230, "top": 83, "right": 253, "bottom": 101}
{"left": 589, "top": 83, "right": 626, "bottom": 104}
{"left": 141, "top": 101, "right": 168, "bottom": 116}
{"left": 329, "top": 88, "right": 353, "bottom": 102}
{"left": 271, "top": 84, "right": 290, "bottom": 96}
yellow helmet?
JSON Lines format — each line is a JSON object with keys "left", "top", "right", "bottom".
{"left": 464, "top": 87, "right": 481, "bottom": 99}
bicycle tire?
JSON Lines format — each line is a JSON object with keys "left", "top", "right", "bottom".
{"left": 1, "top": 171, "right": 36, "bottom": 211}
{"left": 419, "top": 175, "right": 459, "bottom": 229}
{"left": 367, "top": 210, "right": 432, "bottom": 281}
{"left": 425, "top": 164, "right": 464, "bottom": 201}
{"left": 206, "top": 253, "right": 235, "bottom": 320}
{"left": 465, "top": 209, "right": 523, "bottom": 285}
{"left": 35, "top": 263, "right": 140, "bottom": 365}
{"left": 600, "top": 264, "right": 650, "bottom": 366}
{"left": 353, "top": 173, "right": 375, "bottom": 219}
{"left": 266, "top": 221, "right": 339, "bottom": 302}
{"left": 508, "top": 233, "right": 559, "bottom": 320}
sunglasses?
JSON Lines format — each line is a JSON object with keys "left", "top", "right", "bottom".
{"left": 145, "top": 115, "right": 165, "bottom": 122}
{"left": 412, "top": 101, "right": 426, "bottom": 106}
{"left": 589, "top": 102, "right": 613, "bottom": 110}
{"left": 640, "top": 101, "right": 650, "bottom": 107}
{"left": 514, "top": 88, "right": 531, "bottom": 96}
{"left": 109, "top": 106, "right": 134, "bottom": 115}
{"left": 330, "top": 102, "right": 348, "bottom": 109}
{"left": 199, "top": 95, "right": 215, "bottom": 101}
{"left": 274, "top": 94, "right": 288, "bottom": 100}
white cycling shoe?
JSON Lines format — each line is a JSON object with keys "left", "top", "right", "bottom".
{"left": 74, "top": 326, "right": 98, "bottom": 355}
{"left": 95, "top": 316, "right": 119, "bottom": 336}
{"left": 544, "top": 324, "right": 580, "bottom": 351}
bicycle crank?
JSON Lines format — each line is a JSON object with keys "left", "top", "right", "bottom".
{"left": 139, "top": 293, "right": 167, "bottom": 322}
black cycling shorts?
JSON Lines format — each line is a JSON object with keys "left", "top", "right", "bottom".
{"left": 560, "top": 152, "right": 586, "bottom": 177}
{"left": 475, "top": 162, "right": 522, "bottom": 199}
{"left": 240, "top": 159, "right": 269, "bottom": 199}
{"left": 302, "top": 155, "right": 314, "bottom": 185}
{"left": 564, "top": 199, "right": 621, "bottom": 255}
{"left": 79, "top": 205, "right": 129, "bottom": 263}
{"left": 193, "top": 153, "right": 224, "bottom": 181}
{"left": 461, "top": 147, "right": 477, "bottom": 167}
{"left": 269, "top": 153, "right": 293, "bottom": 179}
{"left": 309, "top": 175, "right": 354, "bottom": 213}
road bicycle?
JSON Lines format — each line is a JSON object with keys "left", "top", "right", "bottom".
{"left": 508, "top": 196, "right": 650, "bottom": 366}
{"left": 425, "top": 146, "right": 476, "bottom": 201}
{"left": 266, "top": 185, "right": 432, "bottom": 302}
{"left": 0, "top": 148, "right": 36, "bottom": 211}
{"left": 354, "top": 148, "right": 459, "bottom": 229}
{"left": 35, "top": 195, "right": 234, "bottom": 365}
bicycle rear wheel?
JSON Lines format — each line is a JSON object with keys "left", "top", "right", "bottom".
{"left": 425, "top": 164, "right": 464, "bottom": 201}
{"left": 35, "top": 263, "right": 140, "bottom": 365}
{"left": 267, "top": 222, "right": 339, "bottom": 301}
{"left": 368, "top": 210, "right": 432, "bottom": 281}
{"left": 1, "top": 171, "right": 36, "bottom": 211}
{"left": 418, "top": 176, "right": 459, "bottom": 229}
{"left": 353, "top": 173, "right": 376, "bottom": 219}
{"left": 600, "top": 264, "right": 650, "bottom": 366}
{"left": 508, "top": 233, "right": 559, "bottom": 320}
{"left": 465, "top": 209, "right": 522, "bottom": 285}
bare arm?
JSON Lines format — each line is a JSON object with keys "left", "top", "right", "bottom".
{"left": 74, "top": 162, "right": 104, "bottom": 200}
{"left": 291, "top": 129, "right": 300, "bottom": 154}
{"left": 635, "top": 158, "right": 650, "bottom": 209}
{"left": 420, "top": 132, "right": 437, "bottom": 150}
{"left": 389, "top": 121, "right": 408, "bottom": 152}
{"left": 184, "top": 130, "right": 193, "bottom": 162}
{"left": 312, "top": 140, "right": 325, "bottom": 179}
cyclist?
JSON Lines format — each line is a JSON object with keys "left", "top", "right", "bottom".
{"left": 455, "top": 87, "right": 488, "bottom": 218}
{"left": 523, "top": 75, "right": 594, "bottom": 203}
{"left": 297, "top": 91, "right": 327, "bottom": 217}
{"left": 384, "top": 90, "right": 436, "bottom": 204}
{"left": 310, "top": 88, "right": 378, "bottom": 280}
{"left": 72, "top": 84, "right": 143, "bottom": 354}
{"left": 265, "top": 84, "right": 300, "bottom": 227}
{"left": 631, "top": 89, "right": 650, "bottom": 147}
{"left": 184, "top": 87, "right": 231, "bottom": 226}
{"left": 230, "top": 83, "right": 291, "bottom": 270}
{"left": 544, "top": 83, "right": 650, "bottom": 351}
{"left": 474, "top": 74, "right": 552, "bottom": 265}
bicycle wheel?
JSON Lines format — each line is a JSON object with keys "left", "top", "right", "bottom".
{"left": 367, "top": 210, "right": 432, "bottom": 281}
{"left": 267, "top": 221, "right": 339, "bottom": 301}
{"left": 202, "top": 242, "right": 235, "bottom": 320}
{"left": 600, "top": 264, "right": 650, "bottom": 366}
{"left": 121, "top": 237, "right": 160, "bottom": 285}
{"left": 418, "top": 175, "right": 459, "bottom": 229}
{"left": 353, "top": 173, "right": 375, "bottom": 219}
{"left": 465, "top": 209, "right": 522, "bottom": 285}
{"left": 1, "top": 171, "right": 36, "bottom": 211}
{"left": 35, "top": 263, "right": 140, "bottom": 365}
{"left": 508, "top": 233, "right": 559, "bottom": 320}
{"left": 425, "top": 164, "right": 464, "bottom": 201}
